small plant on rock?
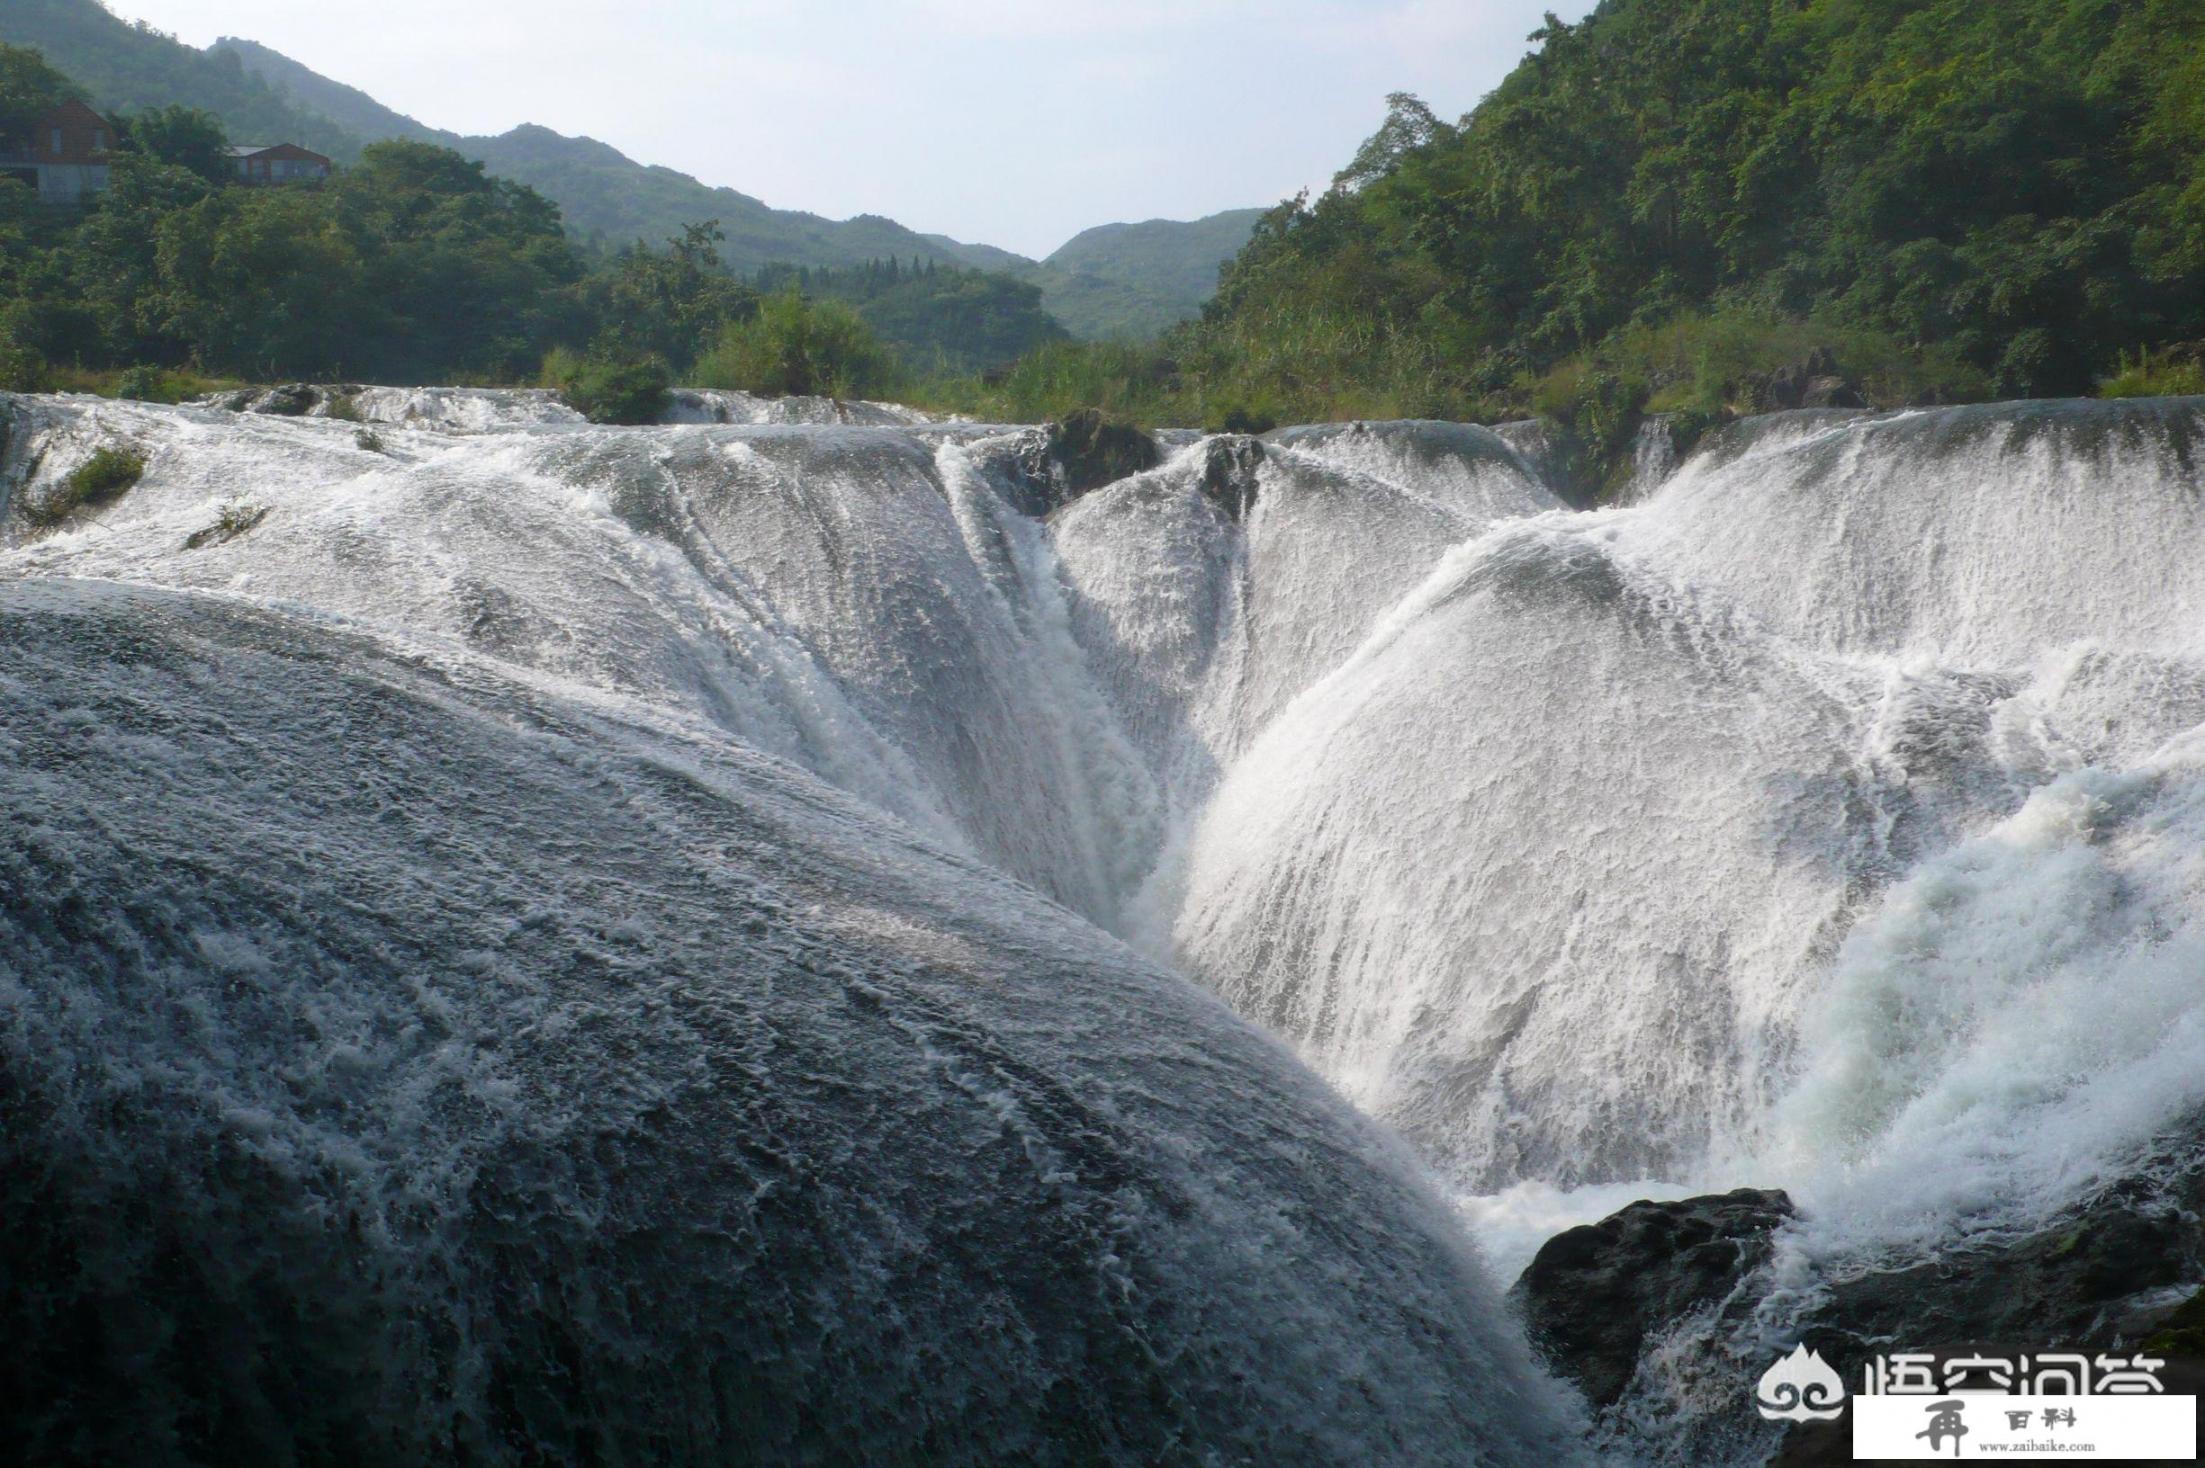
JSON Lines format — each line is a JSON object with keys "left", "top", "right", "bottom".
{"left": 27, "top": 444, "right": 147, "bottom": 527}
{"left": 184, "top": 499, "right": 269, "bottom": 550}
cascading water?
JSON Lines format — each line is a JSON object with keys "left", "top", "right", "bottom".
{"left": 7, "top": 385, "right": 2205, "bottom": 1463}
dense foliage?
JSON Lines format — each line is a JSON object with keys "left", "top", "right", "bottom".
{"left": 753, "top": 258, "right": 1066, "bottom": 373}
{"left": 694, "top": 287, "right": 899, "bottom": 398}
{"left": 1, "top": 2, "right": 1247, "bottom": 343}
{"left": 540, "top": 346, "right": 673, "bottom": 425}
{"left": 914, "top": 0, "right": 2205, "bottom": 441}
{"left": 12, "top": 0, "right": 2205, "bottom": 443}
{"left": 0, "top": 90, "right": 590, "bottom": 384}
{"left": 1194, "top": 0, "right": 2205, "bottom": 413}
{"left": 0, "top": 0, "right": 351, "bottom": 158}
{"left": 0, "top": 46, "right": 949, "bottom": 401}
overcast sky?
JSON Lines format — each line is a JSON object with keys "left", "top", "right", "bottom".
{"left": 104, "top": 1, "right": 1592, "bottom": 259}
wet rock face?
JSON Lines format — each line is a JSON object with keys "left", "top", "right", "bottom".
{"left": 1754, "top": 349, "right": 1868, "bottom": 412}
{"left": 1805, "top": 1161, "right": 2205, "bottom": 1371}
{"left": 1196, "top": 434, "right": 1263, "bottom": 521}
{"left": 1771, "top": 1218, "right": 2205, "bottom": 1468}
{"left": 1511, "top": 1188, "right": 1796, "bottom": 1407}
{"left": 1512, "top": 1149, "right": 2205, "bottom": 1460}
{"left": 994, "top": 410, "right": 1166, "bottom": 518}
{"left": 207, "top": 384, "right": 366, "bottom": 417}
{"left": 1046, "top": 409, "right": 1160, "bottom": 497}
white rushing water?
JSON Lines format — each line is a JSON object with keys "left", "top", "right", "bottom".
{"left": 6, "top": 388, "right": 2205, "bottom": 1461}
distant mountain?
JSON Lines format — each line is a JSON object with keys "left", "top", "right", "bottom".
{"left": 926, "top": 212, "right": 1268, "bottom": 339}
{"left": 0, "top": 0, "right": 355, "bottom": 156}
{"left": 919, "top": 234, "right": 1036, "bottom": 275}
{"left": 1030, "top": 210, "right": 1269, "bottom": 339}
{"left": 207, "top": 35, "right": 430, "bottom": 146}
{"left": 214, "top": 37, "right": 1049, "bottom": 276}
{"left": 2, "top": 0, "right": 1262, "bottom": 339}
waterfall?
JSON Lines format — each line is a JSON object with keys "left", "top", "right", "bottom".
{"left": 8, "top": 385, "right": 2205, "bottom": 1460}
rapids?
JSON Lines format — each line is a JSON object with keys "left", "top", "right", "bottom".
{"left": 6, "top": 386, "right": 2205, "bottom": 1462}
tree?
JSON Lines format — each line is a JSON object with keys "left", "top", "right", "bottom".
{"left": 117, "top": 105, "right": 230, "bottom": 183}
{"left": 0, "top": 44, "right": 76, "bottom": 151}
{"left": 577, "top": 219, "right": 757, "bottom": 370}
{"left": 694, "top": 286, "right": 895, "bottom": 398}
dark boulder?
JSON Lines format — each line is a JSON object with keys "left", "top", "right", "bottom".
{"left": 1754, "top": 349, "right": 1869, "bottom": 413}
{"left": 1806, "top": 1167, "right": 2205, "bottom": 1367}
{"left": 994, "top": 410, "right": 1165, "bottom": 519}
{"left": 207, "top": 384, "right": 372, "bottom": 418}
{"left": 251, "top": 383, "right": 322, "bottom": 417}
{"left": 1770, "top": 1148, "right": 2205, "bottom": 1464}
{"left": 1512, "top": 1160, "right": 2205, "bottom": 1463}
{"left": 1511, "top": 1187, "right": 1795, "bottom": 1407}
{"left": 1045, "top": 408, "right": 1159, "bottom": 497}
{"left": 1802, "top": 376, "right": 1867, "bottom": 410}
{"left": 1197, "top": 435, "right": 1263, "bottom": 521}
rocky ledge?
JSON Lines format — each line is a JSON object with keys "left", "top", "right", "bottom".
{"left": 1512, "top": 1134, "right": 2205, "bottom": 1466}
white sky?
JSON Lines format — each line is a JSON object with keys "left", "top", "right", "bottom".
{"left": 103, "top": 1, "right": 1593, "bottom": 259}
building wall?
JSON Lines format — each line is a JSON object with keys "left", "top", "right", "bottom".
{"left": 34, "top": 164, "right": 111, "bottom": 203}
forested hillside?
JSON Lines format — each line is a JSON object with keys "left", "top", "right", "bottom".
{"left": 0, "top": 4, "right": 981, "bottom": 273}
{"left": 0, "top": 0, "right": 350, "bottom": 155}
{"left": 0, "top": 1, "right": 1260, "bottom": 340}
{"left": 1187, "top": 0, "right": 2205, "bottom": 416}
{"left": 752, "top": 260, "right": 1067, "bottom": 374}
{"left": 15, "top": 0, "right": 2197, "bottom": 451}
{"left": 1034, "top": 211, "right": 1267, "bottom": 339}
{"left": 211, "top": 38, "right": 987, "bottom": 274}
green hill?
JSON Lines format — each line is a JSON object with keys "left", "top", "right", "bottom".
{"left": 0, "top": 1, "right": 1292, "bottom": 342}
{"left": 927, "top": 212, "right": 1267, "bottom": 339}
{"left": 1152, "top": 0, "right": 2205, "bottom": 425}
{"left": 211, "top": 29, "right": 1261, "bottom": 337}
{"left": 213, "top": 37, "right": 1020, "bottom": 274}
{"left": 0, "top": 0, "right": 354, "bottom": 155}
{"left": 0, "top": 2, "right": 994, "bottom": 273}
{"left": 1037, "top": 211, "right": 1267, "bottom": 337}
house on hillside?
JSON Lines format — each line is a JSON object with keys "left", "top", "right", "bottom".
{"left": 230, "top": 143, "right": 332, "bottom": 185}
{"left": 0, "top": 99, "right": 116, "bottom": 203}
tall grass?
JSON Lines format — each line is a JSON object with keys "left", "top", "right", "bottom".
{"left": 2099, "top": 348, "right": 2205, "bottom": 399}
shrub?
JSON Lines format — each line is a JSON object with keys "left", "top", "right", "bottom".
{"left": 116, "top": 365, "right": 165, "bottom": 402}
{"left": 184, "top": 499, "right": 269, "bottom": 549}
{"left": 693, "top": 288, "right": 897, "bottom": 399}
{"left": 543, "top": 347, "right": 671, "bottom": 426}
{"left": 1534, "top": 362, "right": 1650, "bottom": 504}
{"left": 1213, "top": 405, "right": 1278, "bottom": 435}
{"left": 27, "top": 445, "right": 146, "bottom": 526}
{"left": 2100, "top": 348, "right": 2205, "bottom": 399}
{"left": 1537, "top": 309, "right": 1987, "bottom": 422}
{"left": 110, "top": 365, "right": 236, "bottom": 405}
{"left": 0, "top": 333, "right": 47, "bottom": 394}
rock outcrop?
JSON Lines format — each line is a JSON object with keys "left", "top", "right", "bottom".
{"left": 1752, "top": 348, "right": 1868, "bottom": 412}
{"left": 1196, "top": 434, "right": 1263, "bottom": 521}
{"left": 1512, "top": 1138, "right": 2205, "bottom": 1463}
{"left": 1044, "top": 408, "right": 1160, "bottom": 497}
{"left": 1511, "top": 1188, "right": 1796, "bottom": 1407}
{"left": 995, "top": 409, "right": 1165, "bottom": 517}
{"left": 206, "top": 383, "right": 365, "bottom": 418}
